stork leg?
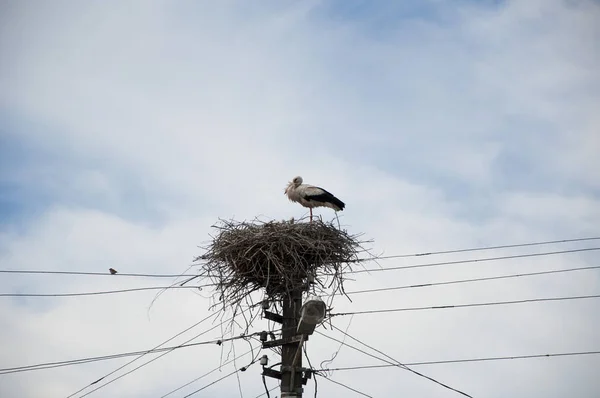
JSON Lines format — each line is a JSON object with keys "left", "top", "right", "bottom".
{"left": 309, "top": 208, "right": 313, "bottom": 223}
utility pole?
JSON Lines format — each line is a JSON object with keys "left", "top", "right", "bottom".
{"left": 262, "top": 288, "right": 310, "bottom": 398}
{"left": 280, "top": 288, "right": 303, "bottom": 397}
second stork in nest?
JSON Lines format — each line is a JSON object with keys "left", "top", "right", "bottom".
{"left": 284, "top": 176, "right": 345, "bottom": 222}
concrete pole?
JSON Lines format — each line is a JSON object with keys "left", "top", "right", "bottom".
{"left": 280, "top": 288, "right": 303, "bottom": 397}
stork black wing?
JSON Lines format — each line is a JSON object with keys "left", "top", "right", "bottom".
{"left": 304, "top": 187, "right": 345, "bottom": 210}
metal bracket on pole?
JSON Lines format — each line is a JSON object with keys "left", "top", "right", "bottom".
{"left": 264, "top": 366, "right": 310, "bottom": 386}
{"left": 281, "top": 366, "right": 310, "bottom": 386}
{"left": 262, "top": 334, "right": 307, "bottom": 349}
{"left": 262, "top": 367, "right": 282, "bottom": 380}
{"left": 263, "top": 310, "right": 284, "bottom": 324}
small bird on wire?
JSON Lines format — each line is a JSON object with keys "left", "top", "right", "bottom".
{"left": 284, "top": 176, "right": 345, "bottom": 222}
{"left": 109, "top": 268, "right": 118, "bottom": 275}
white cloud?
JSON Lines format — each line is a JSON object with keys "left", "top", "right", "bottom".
{"left": 1, "top": 0, "right": 600, "bottom": 397}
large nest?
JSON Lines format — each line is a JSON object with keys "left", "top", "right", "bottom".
{"left": 194, "top": 218, "right": 370, "bottom": 314}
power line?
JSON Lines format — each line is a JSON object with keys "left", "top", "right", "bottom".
{"left": 370, "top": 236, "right": 600, "bottom": 260}
{"left": 316, "top": 331, "right": 395, "bottom": 366}
{"left": 316, "top": 330, "right": 463, "bottom": 397}
{"left": 182, "top": 354, "right": 261, "bottom": 398}
{"left": 182, "top": 368, "right": 241, "bottom": 397}
{"left": 0, "top": 285, "right": 208, "bottom": 298}
{"left": 0, "top": 332, "right": 261, "bottom": 376}
{"left": 160, "top": 346, "right": 255, "bottom": 397}
{"left": 74, "top": 320, "right": 250, "bottom": 398}
{"left": 0, "top": 270, "right": 194, "bottom": 278}
{"left": 251, "top": 385, "right": 279, "bottom": 398}
{"left": 317, "top": 332, "right": 600, "bottom": 372}
{"left": 2, "top": 264, "right": 597, "bottom": 300}
{"left": 330, "top": 325, "right": 472, "bottom": 398}
{"left": 161, "top": 344, "right": 261, "bottom": 398}
{"left": 316, "top": 333, "right": 600, "bottom": 396}
{"left": 314, "top": 350, "right": 600, "bottom": 371}
{"left": 14, "top": 327, "right": 594, "bottom": 392}
{"left": 3, "top": 324, "right": 290, "bottom": 376}
{"left": 2, "top": 236, "right": 598, "bottom": 279}
{"left": 71, "top": 308, "right": 256, "bottom": 398}
{"left": 348, "top": 247, "right": 600, "bottom": 274}
{"left": 342, "top": 265, "right": 600, "bottom": 296}
{"left": 329, "top": 294, "right": 600, "bottom": 317}
{"left": 318, "top": 375, "right": 373, "bottom": 397}
{"left": 74, "top": 332, "right": 219, "bottom": 397}
{"left": 5, "top": 260, "right": 599, "bottom": 300}
{"left": 65, "top": 311, "right": 218, "bottom": 398}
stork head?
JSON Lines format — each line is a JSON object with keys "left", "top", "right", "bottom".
{"left": 284, "top": 176, "right": 303, "bottom": 194}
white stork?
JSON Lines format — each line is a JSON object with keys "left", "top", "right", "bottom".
{"left": 284, "top": 176, "right": 345, "bottom": 222}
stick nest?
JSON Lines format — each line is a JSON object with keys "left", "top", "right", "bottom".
{"left": 195, "top": 218, "right": 369, "bottom": 312}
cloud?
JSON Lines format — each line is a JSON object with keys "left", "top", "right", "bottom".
{"left": 1, "top": 0, "right": 599, "bottom": 397}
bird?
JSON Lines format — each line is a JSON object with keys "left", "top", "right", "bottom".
{"left": 284, "top": 176, "right": 345, "bottom": 222}
{"left": 109, "top": 268, "right": 118, "bottom": 275}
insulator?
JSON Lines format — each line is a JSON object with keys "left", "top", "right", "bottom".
{"left": 259, "top": 331, "right": 268, "bottom": 342}
{"left": 259, "top": 355, "right": 269, "bottom": 366}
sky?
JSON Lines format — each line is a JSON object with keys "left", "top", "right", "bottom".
{"left": 1, "top": 0, "right": 599, "bottom": 396}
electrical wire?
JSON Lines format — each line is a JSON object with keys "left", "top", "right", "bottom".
{"left": 347, "top": 247, "right": 600, "bottom": 274}
{"left": 314, "top": 333, "right": 600, "bottom": 381}
{"left": 2, "top": 264, "right": 597, "bottom": 301}
{"left": 65, "top": 311, "right": 218, "bottom": 398}
{"left": 75, "top": 331, "right": 221, "bottom": 397}
{"left": 317, "top": 331, "right": 398, "bottom": 367}
{"left": 252, "top": 385, "right": 278, "bottom": 398}
{"left": 304, "top": 343, "right": 318, "bottom": 398}
{"left": 0, "top": 285, "right": 209, "bottom": 298}
{"left": 5, "top": 256, "right": 598, "bottom": 299}
{"left": 72, "top": 307, "right": 257, "bottom": 398}
{"left": 318, "top": 375, "right": 374, "bottom": 397}
{"left": 0, "top": 270, "right": 197, "bottom": 278}
{"left": 182, "top": 356, "right": 261, "bottom": 398}
{"left": 160, "top": 345, "right": 259, "bottom": 398}
{"left": 232, "top": 343, "right": 244, "bottom": 398}
{"left": 316, "top": 329, "right": 431, "bottom": 398}
{"left": 313, "top": 350, "right": 600, "bottom": 371}
{"left": 1, "top": 333, "right": 261, "bottom": 376}
{"left": 2, "top": 325, "right": 288, "bottom": 376}
{"left": 340, "top": 265, "right": 600, "bottom": 297}
{"left": 3, "top": 236, "right": 598, "bottom": 279}
{"left": 261, "top": 372, "right": 271, "bottom": 398}
{"left": 79, "top": 329, "right": 252, "bottom": 398}
{"left": 181, "top": 368, "right": 240, "bottom": 397}
{"left": 0, "top": 355, "right": 118, "bottom": 375}
{"left": 331, "top": 325, "right": 472, "bottom": 397}
{"left": 319, "top": 316, "right": 353, "bottom": 372}
{"left": 2, "top": 236, "right": 597, "bottom": 396}
{"left": 328, "top": 294, "right": 600, "bottom": 317}
{"left": 366, "top": 236, "right": 600, "bottom": 260}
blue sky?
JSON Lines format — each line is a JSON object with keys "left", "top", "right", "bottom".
{"left": 2, "top": 0, "right": 597, "bottom": 227}
{"left": 1, "top": 1, "right": 600, "bottom": 397}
